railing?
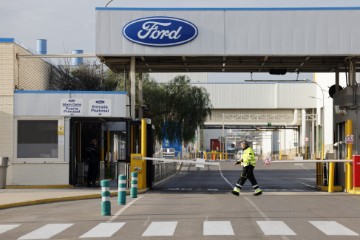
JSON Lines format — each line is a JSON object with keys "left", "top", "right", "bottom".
{"left": 153, "top": 161, "right": 178, "bottom": 183}
{"left": 97, "top": 160, "right": 178, "bottom": 188}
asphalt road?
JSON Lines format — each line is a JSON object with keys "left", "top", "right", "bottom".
{"left": 1, "top": 161, "right": 360, "bottom": 240}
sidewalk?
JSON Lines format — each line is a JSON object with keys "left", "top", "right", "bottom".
{"left": 0, "top": 187, "right": 146, "bottom": 210}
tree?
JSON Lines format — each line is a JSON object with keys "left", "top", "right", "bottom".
{"left": 143, "top": 75, "right": 212, "bottom": 143}
{"left": 49, "top": 61, "right": 125, "bottom": 91}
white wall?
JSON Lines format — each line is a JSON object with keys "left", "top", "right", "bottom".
{"left": 314, "top": 73, "right": 347, "bottom": 152}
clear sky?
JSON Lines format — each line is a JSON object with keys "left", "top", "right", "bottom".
{"left": 0, "top": 0, "right": 313, "bottom": 81}
{"left": 0, "top": 0, "right": 105, "bottom": 54}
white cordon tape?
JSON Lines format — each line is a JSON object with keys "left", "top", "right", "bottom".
{"left": 140, "top": 157, "right": 220, "bottom": 166}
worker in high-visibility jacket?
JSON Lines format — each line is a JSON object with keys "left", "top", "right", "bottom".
{"left": 231, "top": 140, "right": 262, "bottom": 196}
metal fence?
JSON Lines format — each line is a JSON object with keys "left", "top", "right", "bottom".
{"left": 153, "top": 161, "right": 178, "bottom": 183}
{"left": 16, "top": 55, "right": 105, "bottom": 91}
{"left": 97, "top": 160, "right": 178, "bottom": 188}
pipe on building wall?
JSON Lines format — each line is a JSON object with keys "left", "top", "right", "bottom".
{"left": 301, "top": 109, "right": 307, "bottom": 155}
{"left": 36, "top": 39, "right": 47, "bottom": 54}
{"left": 71, "top": 50, "right": 83, "bottom": 65}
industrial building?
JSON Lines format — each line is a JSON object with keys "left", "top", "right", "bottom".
{"left": 1, "top": 0, "right": 360, "bottom": 192}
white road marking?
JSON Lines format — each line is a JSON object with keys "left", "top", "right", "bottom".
{"left": 296, "top": 181, "right": 316, "bottom": 189}
{"left": 18, "top": 224, "right": 73, "bottom": 240}
{"left": 0, "top": 224, "right": 20, "bottom": 234}
{"left": 257, "top": 221, "right": 296, "bottom": 235}
{"left": 142, "top": 221, "right": 178, "bottom": 236}
{"left": 309, "top": 221, "right": 359, "bottom": 236}
{"left": 79, "top": 222, "right": 125, "bottom": 238}
{"left": 108, "top": 195, "right": 144, "bottom": 222}
{"left": 203, "top": 221, "right": 234, "bottom": 236}
{"left": 217, "top": 162, "right": 233, "bottom": 187}
{"left": 143, "top": 217, "right": 150, "bottom": 226}
{"left": 244, "top": 197, "right": 269, "bottom": 219}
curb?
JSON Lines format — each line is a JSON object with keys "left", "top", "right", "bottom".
{"left": 0, "top": 189, "right": 148, "bottom": 210}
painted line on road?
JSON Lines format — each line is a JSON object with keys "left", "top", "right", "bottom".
{"left": 217, "top": 163, "right": 233, "bottom": 188}
{"left": 297, "top": 181, "right": 316, "bottom": 189}
{"left": 309, "top": 221, "right": 359, "bottom": 236}
{"left": 257, "top": 221, "right": 296, "bottom": 236}
{"left": 79, "top": 222, "right": 125, "bottom": 238}
{"left": 244, "top": 197, "right": 269, "bottom": 220}
{"left": 143, "top": 216, "right": 151, "bottom": 226}
{"left": 18, "top": 223, "right": 73, "bottom": 240}
{"left": 245, "top": 197, "right": 292, "bottom": 240}
{"left": 142, "top": 221, "right": 178, "bottom": 236}
{"left": 203, "top": 221, "right": 234, "bottom": 236}
{"left": 108, "top": 195, "right": 144, "bottom": 222}
{"left": 0, "top": 224, "right": 20, "bottom": 234}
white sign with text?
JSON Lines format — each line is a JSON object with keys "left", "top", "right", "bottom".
{"left": 89, "top": 99, "right": 112, "bottom": 116}
{"left": 60, "top": 98, "right": 83, "bottom": 116}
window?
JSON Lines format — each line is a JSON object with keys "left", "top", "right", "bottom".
{"left": 17, "top": 120, "right": 58, "bottom": 158}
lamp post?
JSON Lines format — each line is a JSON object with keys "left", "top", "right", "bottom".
{"left": 307, "top": 80, "right": 325, "bottom": 159}
{"left": 308, "top": 80, "right": 327, "bottom": 187}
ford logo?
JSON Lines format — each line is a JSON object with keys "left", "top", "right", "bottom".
{"left": 96, "top": 100, "right": 105, "bottom": 104}
{"left": 123, "top": 16, "right": 198, "bottom": 47}
{"left": 68, "top": 99, "right": 75, "bottom": 102}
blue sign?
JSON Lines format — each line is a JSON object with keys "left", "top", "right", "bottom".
{"left": 123, "top": 16, "right": 198, "bottom": 47}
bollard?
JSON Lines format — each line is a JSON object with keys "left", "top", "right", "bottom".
{"left": 130, "top": 172, "right": 138, "bottom": 198}
{"left": 101, "top": 180, "right": 111, "bottom": 216}
{"left": 118, "top": 175, "right": 127, "bottom": 205}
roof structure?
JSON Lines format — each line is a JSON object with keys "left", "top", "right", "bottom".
{"left": 96, "top": 0, "right": 360, "bottom": 73}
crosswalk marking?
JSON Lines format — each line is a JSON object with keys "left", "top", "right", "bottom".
{"left": 257, "top": 221, "right": 296, "bottom": 235}
{"left": 142, "top": 221, "right": 178, "bottom": 236}
{"left": 18, "top": 224, "right": 73, "bottom": 240}
{"left": 2, "top": 220, "right": 359, "bottom": 238}
{"left": 80, "top": 222, "right": 126, "bottom": 238}
{"left": 309, "top": 221, "right": 359, "bottom": 236}
{"left": 203, "top": 221, "right": 234, "bottom": 235}
{"left": 0, "top": 224, "right": 20, "bottom": 234}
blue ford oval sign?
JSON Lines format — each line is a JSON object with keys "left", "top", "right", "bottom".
{"left": 122, "top": 16, "right": 198, "bottom": 47}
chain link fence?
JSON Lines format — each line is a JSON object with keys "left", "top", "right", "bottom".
{"left": 16, "top": 55, "right": 120, "bottom": 91}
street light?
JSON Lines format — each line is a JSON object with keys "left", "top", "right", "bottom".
{"left": 307, "top": 80, "right": 325, "bottom": 159}
{"left": 309, "top": 95, "right": 324, "bottom": 158}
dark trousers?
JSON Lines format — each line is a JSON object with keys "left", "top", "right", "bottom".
{"left": 236, "top": 165, "right": 259, "bottom": 189}
{"left": 87, "top": 163, "right": 98, "bottom": 186}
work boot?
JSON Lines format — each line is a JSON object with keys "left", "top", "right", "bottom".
{"left": 253, "top": 188, "right": 262, "bottom": 196}
{"left": 231, "top": 187, "right": 240, "bottom": 196}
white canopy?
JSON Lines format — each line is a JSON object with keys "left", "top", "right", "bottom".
{"left": 96, "top": 0, "right": 360, "bottom": 73}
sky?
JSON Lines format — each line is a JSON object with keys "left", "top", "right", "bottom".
{"left": 0, "top": 0, "right": 105, "bottom": 54}
{"left": 0, "top": 0, "right": 313, "bottom": 81}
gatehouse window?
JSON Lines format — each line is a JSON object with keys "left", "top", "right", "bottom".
{"left": 17, "top": 120, "right": 58, "bottom": 158}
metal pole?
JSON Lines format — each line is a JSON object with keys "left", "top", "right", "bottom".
{"left": 222, "top": 113, "right": 224, "bottom": 159}
{"left": 138, "top": 73, "right": 143, "bottom": 119}
{"left": 345, "top": 120, "right": 353, "bottom": 192}
{"left": 130, "top": 57, "right": 136, "bottom": 119}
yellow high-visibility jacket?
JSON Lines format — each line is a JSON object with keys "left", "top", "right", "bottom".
{"left": 241, "top": 147, "right": 256, "bottom": 166}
